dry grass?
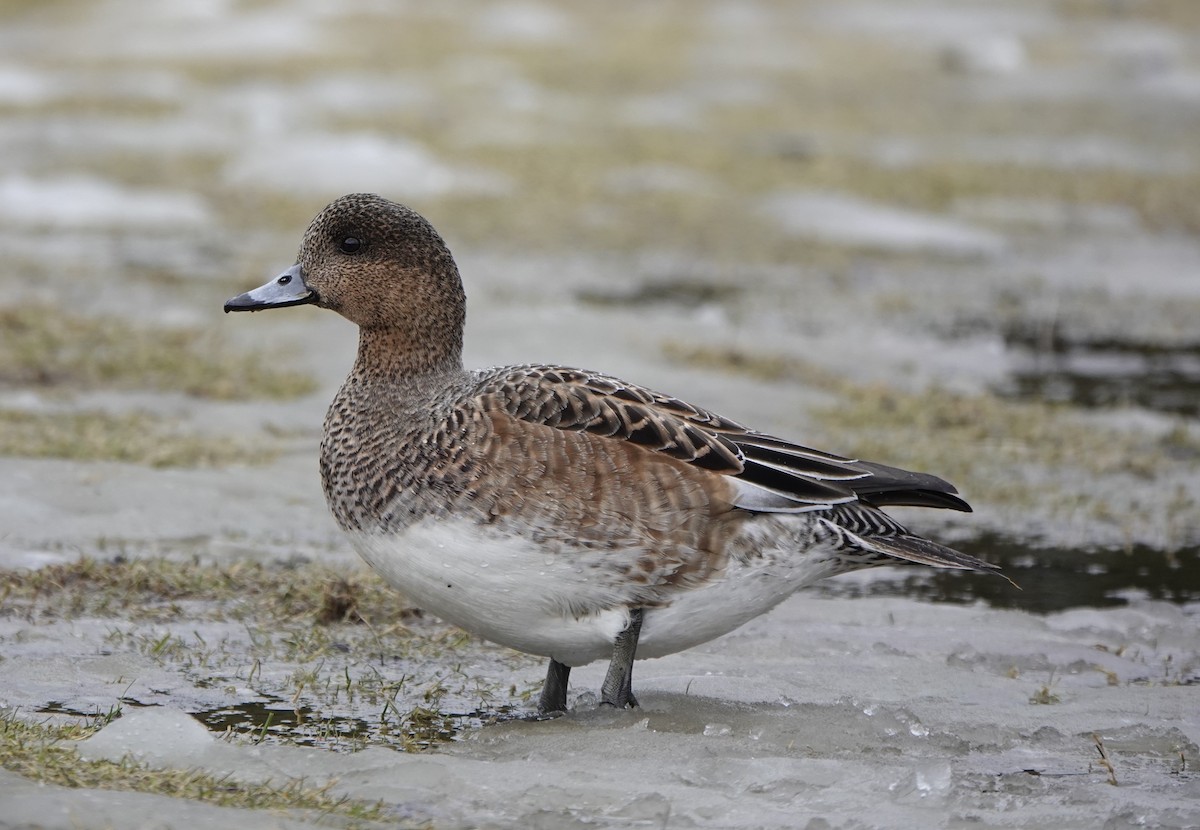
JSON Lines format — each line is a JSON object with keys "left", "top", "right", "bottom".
{"left": 0, "top": 408, "right": 275, "bottom": 467}
{"left": 0, "top": 713, "right": 391, "bottom": 824}
{"left": 0, "top": 555, "right": 408, "bottom": 624}
{"left": 0, "top": 305, "right": 315, "bottom": 400}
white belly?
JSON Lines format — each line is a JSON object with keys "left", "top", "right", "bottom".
{"left": 348, "top": 515, "right": 839, "bottom": 667}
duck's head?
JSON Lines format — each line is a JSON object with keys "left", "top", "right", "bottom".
{"left": 224, "top": 193, "right": 466, "bottom": 337}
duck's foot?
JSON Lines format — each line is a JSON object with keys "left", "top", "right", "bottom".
{"left": 600, "top": 608, "right": 643, "bottom": 709}
{"left": 537, "top": 658, "right": 571, "bottom": 715}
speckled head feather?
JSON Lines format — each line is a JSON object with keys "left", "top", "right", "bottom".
{"left": 299, "top": 193, "right": 465, "bottom": 372}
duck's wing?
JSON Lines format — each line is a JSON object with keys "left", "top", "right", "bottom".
{"left": 476, "top": 365, "right": 972, "bottom": 517}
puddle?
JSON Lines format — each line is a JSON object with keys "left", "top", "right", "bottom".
{"left": 37, "top": 700, "right": 144, "bottom": 721}
{"left": 193, "top": 699, "right": 512, "bottom": 751}
{"left": 998, "top": 327, "right": 1200, "bottom": 417}
{"left": 195, "top": 699, "right": 395, "bottom": 751}
{"left": 816, "top": 533, "right": 1200, "bottom": 614}
{"left": 576, "top": 278, "right": 742, "bottom": 309}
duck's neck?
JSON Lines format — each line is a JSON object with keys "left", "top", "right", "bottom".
{"left": 352, "top": 324, "right": 464, "bottom": 383}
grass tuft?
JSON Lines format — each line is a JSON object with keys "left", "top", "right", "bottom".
{"left": 0, "top": 712, "right": 389, "bottom": 823}
{"left": 0, "top": 408, "right": 274, "bottom": 467}
{"left": 0, "top": 305, "right": 316, "bottom": 400}
{"left": 0, "top": 555, "right": 412, "bottom": 624}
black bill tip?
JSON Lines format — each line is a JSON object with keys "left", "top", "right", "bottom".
{"left": 223, "top": 291, "right": 317, "bottom": 313}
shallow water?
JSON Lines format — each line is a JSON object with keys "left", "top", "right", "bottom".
{"left": 819, "top": 534, "right": 1200, "bottom": 614}
{"left": 999, "top": 325, "right": 1200, "bottom": 417}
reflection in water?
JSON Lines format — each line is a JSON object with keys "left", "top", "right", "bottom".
{"left": 1000, "top": 328, "right": 1200, "bottom": 418}
{"left": 195, "top": 699, "right": 507, "bottom": 751}
{"left": 817, "top": 532, "right": 1200, "bottom": 613}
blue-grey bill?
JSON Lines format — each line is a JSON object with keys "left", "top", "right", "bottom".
{"left": 224, "top": 264, "right": 317, "bottom": 312}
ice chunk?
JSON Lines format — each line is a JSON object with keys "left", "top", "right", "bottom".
{"left": 77, "top": 707, "right": 213, "bottom": 766}
{"left": 889, "top": 761, "right": 953, "bottom": 801}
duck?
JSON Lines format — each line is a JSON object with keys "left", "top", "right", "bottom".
{"left": 225, "top": 193, "right": 996, "bottom": 714}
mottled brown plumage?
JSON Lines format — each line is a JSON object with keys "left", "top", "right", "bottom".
{"left": 225, "top": 193, "right": 997, "bottom": 713}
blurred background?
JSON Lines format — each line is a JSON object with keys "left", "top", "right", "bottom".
{"left": 1, "top": 1, "right": 1198, "bottom": 610}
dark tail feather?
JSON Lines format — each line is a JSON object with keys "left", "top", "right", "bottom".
{"left": 859, "top": 532, "right": 992, "bottom": 570}
{"left": 849, "top": 461, "right": 973, "bottom": 513}
{"left": 854, "top": 532, "right": 1019, "bottom": 588}
{"left": 860, "top": 490, "right": 973, "bottom": 512}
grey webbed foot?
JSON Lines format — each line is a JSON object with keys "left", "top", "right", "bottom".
{"left": 600, "top": 608, "right": 643, "bottom": 708}
{"left": 537, "top": 658, "right": 571, "bottom": 714}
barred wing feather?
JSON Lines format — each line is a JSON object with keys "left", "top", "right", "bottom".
{"left": 479, "top": 366, "right": 973, "bottom": 516}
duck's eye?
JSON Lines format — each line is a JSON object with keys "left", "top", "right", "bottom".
{"left": 340, "top": 237, "right": 362, "bottom": 254}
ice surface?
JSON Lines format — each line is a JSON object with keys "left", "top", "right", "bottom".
{"left": 0, "top": 176, "right": 210, "bottom": 229}
{"left": 869, "top": 134, "right": 1193, "bottom": 174}
{"left": 1136, "top": 69, "right": 1200, "bottom": 103}
{"left": 617, "top": 93, "right": 706, "bottom": 128}
{"left": 763, "top": 191, "right": 1005, "bottom": 256}
{"left": 953, "top": 197, "right": 1140, "bottom": 232}
{"left": 473, "top": 2, "right": 575, "bottom": 43}
{"left": 0, "top": 66, "right": 59, "bottom": 104}
{"left": 4, "top": 594, "right": 1196, "bottom": 830}
{"left": 0, "top": 769, "right": 329, "bottom": 830}
{"left": 940, "top": 34, "right": 1027, "bottom": 75}
{"left": 0, "top": 455, "right": 341, "bottom": 559}
{"left": 297, "top": 73, "right": 435, "bottom": 117}
{"left": 811, "top": 2, "right": 1053, "bottom": 43}
{"left": 223, "top": 133, "right": 512, "bottom": 198}
{"left": 604, "top": 164, "right": 718, "bottom": 195}
{"left": 70, "top": 1, "right": 320, "bottom": 60}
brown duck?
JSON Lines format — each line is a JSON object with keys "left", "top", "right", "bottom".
{"left": 225, "top": 193, "right": 996, "bottom": 714}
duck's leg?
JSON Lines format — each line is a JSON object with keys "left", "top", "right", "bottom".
{"left": 537, "top": 659, "right": 571, "bottom": 714}
{"left": 600, "top": 608, "right": 643, "bottom": 708}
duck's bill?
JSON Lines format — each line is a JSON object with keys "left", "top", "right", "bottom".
{"left": 224, "top": 264, "right": 317, "bottom": 313}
